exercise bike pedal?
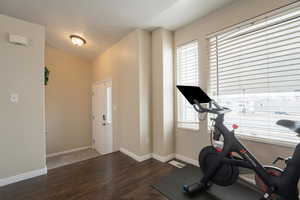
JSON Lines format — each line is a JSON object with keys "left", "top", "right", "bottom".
{"left": 183, "top": 182, "right": 211, "bottom": 196}
{"left": 259, "top": 190, "right": 276, "bottom": 200}
{"left": 259, "top": 195, "right": 273, "bottom": 200}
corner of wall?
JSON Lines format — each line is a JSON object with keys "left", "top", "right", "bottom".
{"left": 138, "top": 29, "right": 152, "bottom": 156}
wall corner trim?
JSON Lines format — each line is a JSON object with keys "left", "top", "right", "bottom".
{"left": 175, "top": 154, "right": 199, "bottom": 167}
{"left": 152, "top": 153, "right": 175, "bottom": 163}
{"left": 0, "top": 167, "right": 48, "bottom": 187}
{"left": 46, "top": 146, "right": 92, "bottom": 158}
{"left": 120, "top": 148, "right": 152, "bottom": 162}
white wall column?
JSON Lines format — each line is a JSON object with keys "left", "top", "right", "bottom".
{"left": 152, "top": 28, "right": 175, "bottom": 160}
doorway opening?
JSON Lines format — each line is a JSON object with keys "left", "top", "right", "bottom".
{"left": 92, "top": 80, "right": 113, "bottom": 155}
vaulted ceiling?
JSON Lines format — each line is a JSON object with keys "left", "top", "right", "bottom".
{"left": 0, "top": 0, "right": 236, "bottom": 60}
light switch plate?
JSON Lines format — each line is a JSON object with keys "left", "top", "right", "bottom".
{"left": 9, "top": 34, "right": 28, "bottom": 46}
{"left": 10, "top": 94, "right": 19, "bottom": 103}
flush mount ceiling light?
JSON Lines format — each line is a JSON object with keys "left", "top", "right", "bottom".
{"left": 70, "top": 35, "right": 86, "bottom": 46}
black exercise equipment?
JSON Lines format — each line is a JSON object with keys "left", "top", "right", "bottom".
{"left": 177, "top": 85, "right": 300, "bottom": 200}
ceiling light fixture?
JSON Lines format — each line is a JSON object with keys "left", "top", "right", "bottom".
{"left": 70, "top": 35, "right": 86, "bottom": 46}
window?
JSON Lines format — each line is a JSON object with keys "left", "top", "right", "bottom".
{"left": 176, "top": 41, "right": 199, "bottom": 129}
{"left": 106, "top": 87, "right": 112, "bottom": 123}
{"left": 209, "top": 7, "right": 300, "bottom": 145}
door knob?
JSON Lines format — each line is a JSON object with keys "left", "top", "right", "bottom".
{"left": 102, "top": 123, "right": 106, "bottom": 126}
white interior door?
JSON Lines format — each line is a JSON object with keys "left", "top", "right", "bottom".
{"left": 92, "top": 81, "right": 113, "bottom": 155}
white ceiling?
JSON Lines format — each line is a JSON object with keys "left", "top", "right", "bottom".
{"left": 0, "top": 0, "right": 236, "bottom": 60}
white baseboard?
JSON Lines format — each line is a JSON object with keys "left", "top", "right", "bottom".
{"left": 175, "top": 154, "right": 199, "bottom": 167}
{"left": 119, "top": 148, "right": 198, "bottom": 167}
{"left": 120, "top": 148, "right": 152, "bottom": 162}
{"left": 46, "top": 146, "right": 92, "bottom": 158}
{"left": 0, "top": 167, "right": 47, "bottom": 187}
{"left": 152, "top": 153, "right": 175, "bottom": 163}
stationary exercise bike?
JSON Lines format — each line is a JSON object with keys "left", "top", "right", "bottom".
{"left": 177, "top": 85, "right": 300, "bottom": 200}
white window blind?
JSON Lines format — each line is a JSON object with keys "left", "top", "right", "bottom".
{"left": 209, "top": 7, "right": 300, "bottom": 145}
{"left": 176, "top": 41, "right": 199, "bottom": 129}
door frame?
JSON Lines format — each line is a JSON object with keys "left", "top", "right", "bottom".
{"left": 92, "top": 79, "right": 113, "bottom": 153}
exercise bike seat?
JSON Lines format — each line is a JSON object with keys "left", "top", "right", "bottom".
{"left": 277, "top": 120, "right": 300, "bottom": 134}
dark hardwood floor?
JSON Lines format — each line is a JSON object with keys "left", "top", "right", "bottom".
{"left": 0, "top": 152, "right": 176, "bottom": 200}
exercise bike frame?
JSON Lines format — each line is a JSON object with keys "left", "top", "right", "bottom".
{"left": 192, "top": 100, "right": 300, "bottom": 200}
{"left": 207, "top": 113, "right": 275, "bottom": 189}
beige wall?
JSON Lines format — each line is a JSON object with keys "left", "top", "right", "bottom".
{"left": 138, "top": 30, "right": 152, "bottom": 155}
{"left": 45, "top": 46, "right": 92, "bottom": 155}
{"left": 0, "top": 15, "right": 46, "bottom": 179}
{"left": 93, "top": 29, "right": 152, "bottom": 156}
{"left": 174, "top": 0, "right": 297, "bottom": 162}
{"left": 152, "top": 28, "right": 175, "bottom": 157}
{"left": 241, "top": 140, "right": 294, "bottom": 169}
{"left": 117, "top": 30, "right": 140, "bottom": 154}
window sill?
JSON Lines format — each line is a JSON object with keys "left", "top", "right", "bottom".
{"left": 236, "top": 134, "right": 298, "bottom": 148}
{"left": 176, "top": 126, "right": 199, "bottom": 132}
{"left": 177, "top": 122, "right": 199, "bottom": 131}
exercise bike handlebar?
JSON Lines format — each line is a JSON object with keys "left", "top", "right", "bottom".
{"left": 193, "top": 99, "right": 231, "bottom": 115}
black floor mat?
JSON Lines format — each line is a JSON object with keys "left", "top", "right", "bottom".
{"left": 152, "top": 165, "right": 262, "bottom": 200}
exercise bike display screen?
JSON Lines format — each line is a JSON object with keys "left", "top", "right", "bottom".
{"left": 176, "top": 85, "right": 211, "bottom": 104}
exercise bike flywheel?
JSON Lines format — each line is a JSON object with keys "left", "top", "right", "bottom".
{"left": 199, "top": 146, "right": 240, "bottom": 186}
